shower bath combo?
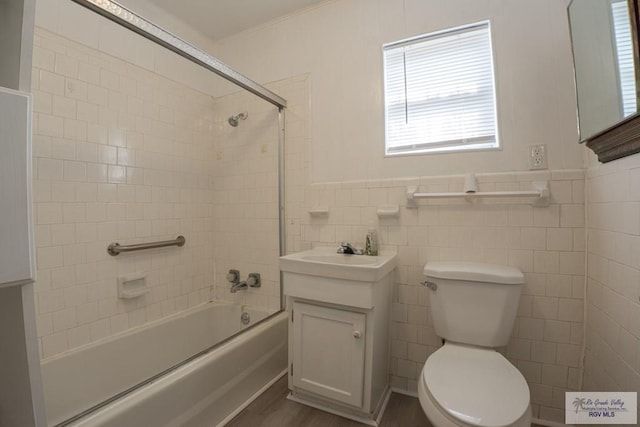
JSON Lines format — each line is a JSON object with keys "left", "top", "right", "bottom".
{"left": 38, "top": 0, "right": 290, "bottom": 425}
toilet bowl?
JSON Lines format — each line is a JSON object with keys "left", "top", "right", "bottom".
{"left": 418, "top": 343, "right": 531, "bottom": 427}
{"left": 418, "top": 262, "right": 532, "bottom": 427}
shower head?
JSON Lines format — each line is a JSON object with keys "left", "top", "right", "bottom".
{"left": 228, "top": 112, "right": 248, "bottom": 127}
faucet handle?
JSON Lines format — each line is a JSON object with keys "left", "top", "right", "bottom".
{"left": 227, "top": 269, "right": 240, "bottom": 284}
{"left": 338, "top": 242, "right": 353, "bottom": 254}
{"left": 338, "top": 242, "right": 363, "bottom": 254}
{"left": 247, "top": 273, "right": 261, "bottom": 288}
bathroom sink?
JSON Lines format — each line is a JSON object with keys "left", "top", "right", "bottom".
{"left": 301, "top": 254, "right": 380, "bottom": 265}
{"left": 280, "top": 247, "right": 396, "bottom": 282}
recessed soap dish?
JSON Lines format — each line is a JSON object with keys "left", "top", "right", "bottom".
{"left": 309, "top": 206, "right": 329, "bottom": 217}
{"left": 118, "top": 272, "right": 149, "bottom": 299}
{"left": 377, "top": 204, "right": 400, "bottom": 218}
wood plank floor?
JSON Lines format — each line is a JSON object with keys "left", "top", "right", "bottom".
{"left": 226, "top": 375, "right": 546, "bottom": 427}
{"left": 226, "top": 375, "right": 432, "bottom": 427}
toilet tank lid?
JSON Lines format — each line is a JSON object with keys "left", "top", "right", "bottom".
{"left": 423, "top": 262, "right": 524, "bottom": 285}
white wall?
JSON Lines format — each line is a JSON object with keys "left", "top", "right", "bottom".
{"left": 277, "top": 73, "right": 587, "bottom": 423}
{"left": 584, "top": 153, "right": 640, "bottom": 419}
{"left": 35, "top": 0, "right": 220, "bottom": 97}
{"left": 114, "top": 0, "right": 217, "bottom": 54}
{"left": 209, "top": 1, "right": 587, "bottom": 422}
{"left": 212, "top": 0, "right": 582, "bottom": 183}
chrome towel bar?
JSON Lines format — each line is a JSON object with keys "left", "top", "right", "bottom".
{"left": 107, "top": 236, "right": 186, "bottom": 256}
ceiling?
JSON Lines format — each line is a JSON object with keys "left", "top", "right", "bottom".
{"left": 144, "top": 0, "right": 328, "bottom": 41}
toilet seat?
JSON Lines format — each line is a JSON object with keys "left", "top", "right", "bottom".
{"left": 422, "top": 343, "right": 530, "bottom": 427}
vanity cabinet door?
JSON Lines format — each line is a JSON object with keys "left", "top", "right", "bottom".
{"left": 291, "top": 301, "right": 366, "bottom": 408}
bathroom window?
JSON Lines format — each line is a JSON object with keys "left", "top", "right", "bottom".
{"left": 383, "top": 21, "right": 499, "bottom": 156}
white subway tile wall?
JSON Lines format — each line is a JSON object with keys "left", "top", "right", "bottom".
{"left": 584, "top": 154, "right": 640, "bottom": 422}
{"left": 209, "top": 89, "right": 282, "bottom": 311}
{"left": 32, "top": 27, "right": 278, "bottom": 360}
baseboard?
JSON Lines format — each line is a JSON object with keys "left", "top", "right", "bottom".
{"left": 287, "top": 393, "right": 382, "bottom": 426}
{"left": 390, "top": 390, "right": 568, "bottom": 427}
{"left": 532, "top": 417, "right": 568, "bottom": 427}
{"left": 217, "top": 369, "right": 287, "bottom": 427}
{"left": 373, "top": 387, "right": 392, "bottom": 426}
{"left": 390, "top": 387, "right": 418, "bottom": 398}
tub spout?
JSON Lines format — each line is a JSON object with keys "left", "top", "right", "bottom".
{"left": 230, "top": 281, "right": 247, "bottom": 293}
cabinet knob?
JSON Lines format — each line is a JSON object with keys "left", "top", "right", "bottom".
{"left": 353, "top": 331, "right": 362, "bottom": 339}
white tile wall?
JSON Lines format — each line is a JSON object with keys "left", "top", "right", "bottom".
{"left": 584, "top": 154, "right": 640, "bottom": 422}
{"left": 277, "top": 74, "right": 586, "bottom": 422}
{"left": 33, "top": 26, "right": 284, "bottom": 360}
{"left": 209, "top": 89, "right": 282, "bottom": 311}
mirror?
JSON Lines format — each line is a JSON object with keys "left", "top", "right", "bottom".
{"left": 569, "top": 0, "right": 638, "bottom": 139}
{"left": 568, "top": 0, "right": 640, "bottom": 162}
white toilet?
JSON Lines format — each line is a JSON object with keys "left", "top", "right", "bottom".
{"left": 418, "top": 262, "right": 532, "bottom": 427}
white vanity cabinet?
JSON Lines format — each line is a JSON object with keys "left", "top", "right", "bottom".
{"left": 280, "top": 248, "right": 396, "bottom": 425}
{"left": 290, "top": 301, "right": 366, "bottom": 408}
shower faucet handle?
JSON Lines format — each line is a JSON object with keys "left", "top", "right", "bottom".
{"left": 227, "top": 269, "right": 240, "bottom": 284}
{"left": 247, "top": 273, "right": 261, "bottom": 288}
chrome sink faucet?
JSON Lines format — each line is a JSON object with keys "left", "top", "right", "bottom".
{"left": 337, "top": 242, "right": 364, "bottom": 255}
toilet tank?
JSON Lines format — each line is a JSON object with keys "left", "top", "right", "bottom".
{"left": 423, "top": 262, "right": 524, "bottom": 347}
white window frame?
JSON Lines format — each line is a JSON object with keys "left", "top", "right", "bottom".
{"left": 383, "top": 21, "right": 500, "bottom": 156}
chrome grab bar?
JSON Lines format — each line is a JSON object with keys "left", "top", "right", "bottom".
{"left": 107, "top": 236, "right": 186, "bottom": 256}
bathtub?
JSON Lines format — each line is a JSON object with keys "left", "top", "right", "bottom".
{"left": 41, "top": 301, "right": 288, "bottom": 427}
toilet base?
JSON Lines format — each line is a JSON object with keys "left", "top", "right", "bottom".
{"left": 418, "top": 365, "right": 532, "bottom": 427}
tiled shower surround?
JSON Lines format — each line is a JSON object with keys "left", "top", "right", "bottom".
{"left": 31, "top": 27, "right": 217, "bottom": 359}
{"left": 31, "top": 27, "right": 281, "bottom": 360}
{"left": 210, "top": 92, "right": 281, "bottom": 311}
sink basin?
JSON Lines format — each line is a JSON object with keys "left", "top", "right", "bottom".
{"left": 280, "top": 247, "right": 397, "bottom": 282}
{"left": 301, "top": 255, "right": 380, "bottom": 265}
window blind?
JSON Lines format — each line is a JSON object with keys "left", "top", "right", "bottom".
{"left": 383, "top": 22, "right": 498, "bottom": 155}
{"left": 611, "top": 0, "right": 637, "bottom": 117}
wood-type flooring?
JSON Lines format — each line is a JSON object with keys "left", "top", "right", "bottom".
{"left": 227, "top": 375, "right": 546, "bottom": 427}
{"left": 227, "top": 375, "right": 431, "bottom": 427}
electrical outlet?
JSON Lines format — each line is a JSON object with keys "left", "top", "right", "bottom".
{"left": 529, "top": 144, "right": 548, "bottom": 170}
